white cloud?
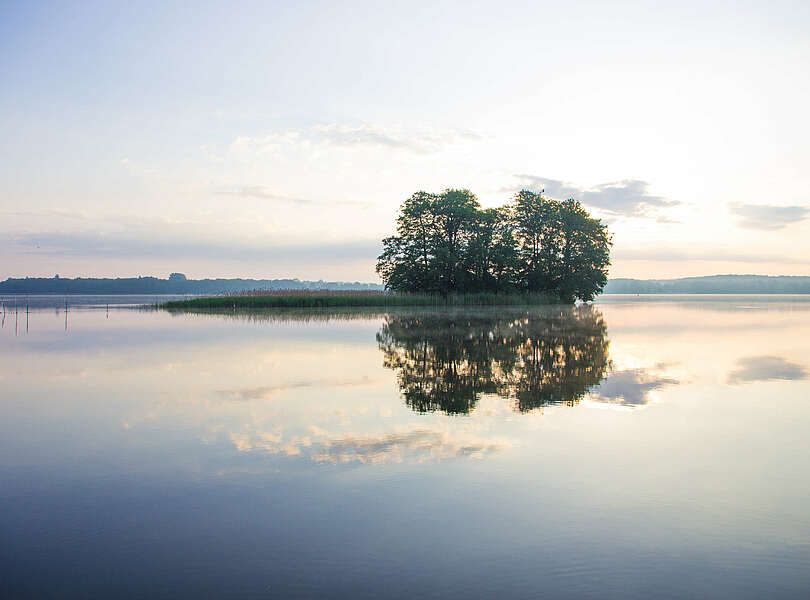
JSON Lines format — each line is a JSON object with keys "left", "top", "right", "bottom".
{"left": 230, "top": 123, "right": 486, "bottom": 157}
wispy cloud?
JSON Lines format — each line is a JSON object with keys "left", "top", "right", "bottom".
{"left": 7, "top": 230, "right": 381, "bottom": 263}
{"left": 215, "top": 186, "right": 312, "bottom": 204}
{"left": 312, "top": 124, "right": 484, "bottom": 154}
{"left": 729, "top": 203, "right": 810, "bottom": 230}
{"left": 230, "top": 123, "right": 485, "bottom": 156}
{"left": 612, "top": 246, "right": 810, "bottom": 265}
{"left": 510, "top": 175, "right": 681, "bottom": 219}
{"left": 214, "top": 185, "right": 370, "bottom": 207}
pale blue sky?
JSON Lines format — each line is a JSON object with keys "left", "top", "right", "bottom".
{"left": 2, "top": 0, "right": 809, "bottom": 280}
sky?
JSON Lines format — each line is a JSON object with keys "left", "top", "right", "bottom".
{"left": 2, "top": 0, "right": 809, "bottom": 282}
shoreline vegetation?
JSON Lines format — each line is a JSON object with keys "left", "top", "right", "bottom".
{"left": 160, "top": 290, "right": 560, "bottom": 310}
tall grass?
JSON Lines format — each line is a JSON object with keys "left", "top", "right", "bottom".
{"left": 160, "top": 290, "right": 561, "bottom": 310}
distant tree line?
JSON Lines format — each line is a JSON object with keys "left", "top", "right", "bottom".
{"left": 0, "top": 275, "right": 383, "bottom": 295}
{"left": 376, "top": 189, "right": 612, "bottom": 302}
{"left": 603, "top": 275, "right": 810, "bottom": 294}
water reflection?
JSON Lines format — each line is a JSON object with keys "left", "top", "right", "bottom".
{"left": 377, "top": 306, "right": 611, "bottom": 414}
{"left": 727, "top": 355, "right": 808, "bottom": 384}
{"left": 590, "top": 365, "right": 680, "bottom": 406}
{"left": 3, "top": 299, "right": 810, "bottom": 598}
{"left": 232, "top": 427, "right": 509, "bottom": 464}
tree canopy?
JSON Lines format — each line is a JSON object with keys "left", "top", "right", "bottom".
{"left": 376, "top": 188, "right": 611, "bottom": 302}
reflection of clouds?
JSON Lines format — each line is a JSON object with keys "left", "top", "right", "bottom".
{"left": 590, "top": 366, "right": 679, "bottom": 406}
{"left": 219, "top": 382, "right": 315, "bottom": 401}
{"left": 727, "top": 356, "right": 807, "bottom": 384}
{"left": 231, "top": 427, "right": 508, "bottom": 464}
{"left": 217, "top": 376, "right": 374, "bottom": 401}
{"left": 313, "top": 430, "right": 506, "bottom": 464}
{"left": 230, "top": 431, "right": 312, "bottom": 456}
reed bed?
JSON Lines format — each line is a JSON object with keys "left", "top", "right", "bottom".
{"left": 160, "top": 290, "right": 559, "bottom": 310}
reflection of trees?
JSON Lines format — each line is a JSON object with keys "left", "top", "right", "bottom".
{"left": 377, "top": 307, "right": 610, "bottom": 414}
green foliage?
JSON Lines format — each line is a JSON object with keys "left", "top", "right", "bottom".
{"left": 377, "top": 188, "right": 612, "bottom": 301}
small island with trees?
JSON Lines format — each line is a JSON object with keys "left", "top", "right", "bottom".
{"left": 162, "top": 188, "right": 611, "bottom": 310}
{"left": 376, "top": 188, "right": 611, "bottom": 302}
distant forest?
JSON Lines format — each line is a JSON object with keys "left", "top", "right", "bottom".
{"left": 603, "top": 275, "right": 810, "bottom": 294}
{"left": 0, "top": 273, "right": 383, "bottom": 295}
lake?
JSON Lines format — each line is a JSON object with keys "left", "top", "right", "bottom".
{"left": 1, "top": 296, "right": 809, "bottom": 598}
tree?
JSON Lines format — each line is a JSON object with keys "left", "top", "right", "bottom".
{"left": 430, "top": 189, "right": 481, "bottom": 294}
{"left": 511, "top": 189, "right": 557, "bottom": 291}
{"left": 376, "top": 191, "right": 440, "bottom": 293}
{"left": 463, "top": 207, "right": 519, "bottom": 292}
{"left": 553, "top": 198, "right": 612, "bottom": 302}
{"left": 376, "top": 189, "right": 481, "bottom": 294}
{"left": 509, "top": 191, "right": 611, "bottom": 301}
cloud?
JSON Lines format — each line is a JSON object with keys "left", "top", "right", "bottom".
{"left": 312, "top": 124, "right": 485, "bottom": 153}
{"left": 214, "top": 185, "right": 370, "bottom": 207}
{"left": 729, "top": 203, "right": 810, "bottom": 230}
{"left": 511, "top": 175, "right": 681, "bottom": 219}
{"left": 231, "top": 123, "right": 485, "bottom": 156}
{"left": 1, "top": 209, "right": 90, "bottom": 220}
{"left": 215, "top": 186, "right": 312, "bottom": 204}
{"left": 590, "top": 366, "right": 679, "bottom": 406}
{"left": 7, "top": 230, "right": 381, "bottom": 263}
{"left": 612, "top": 247, "right": 810, "bottom": 265}
{"left": 727, "top": 355, "right": 807, "bottom": 384}
{"left": 655, "top": 215, "right": 683, "bottom": 225}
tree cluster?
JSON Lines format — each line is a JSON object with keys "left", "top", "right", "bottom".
{"left": 376, "top": 189, "right": 612, "bottom": 302}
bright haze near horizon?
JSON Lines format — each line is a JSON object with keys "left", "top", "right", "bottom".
{"left": 2, "top": 1, "right": 809, "bottom": 283}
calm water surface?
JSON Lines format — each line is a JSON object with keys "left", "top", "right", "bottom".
{"left": 1, "top": 296, "right": 809, "bottom": 598}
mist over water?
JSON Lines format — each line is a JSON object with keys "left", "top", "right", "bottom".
{"left": 1, "top": 296, "right": 809, "bottom": 598}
